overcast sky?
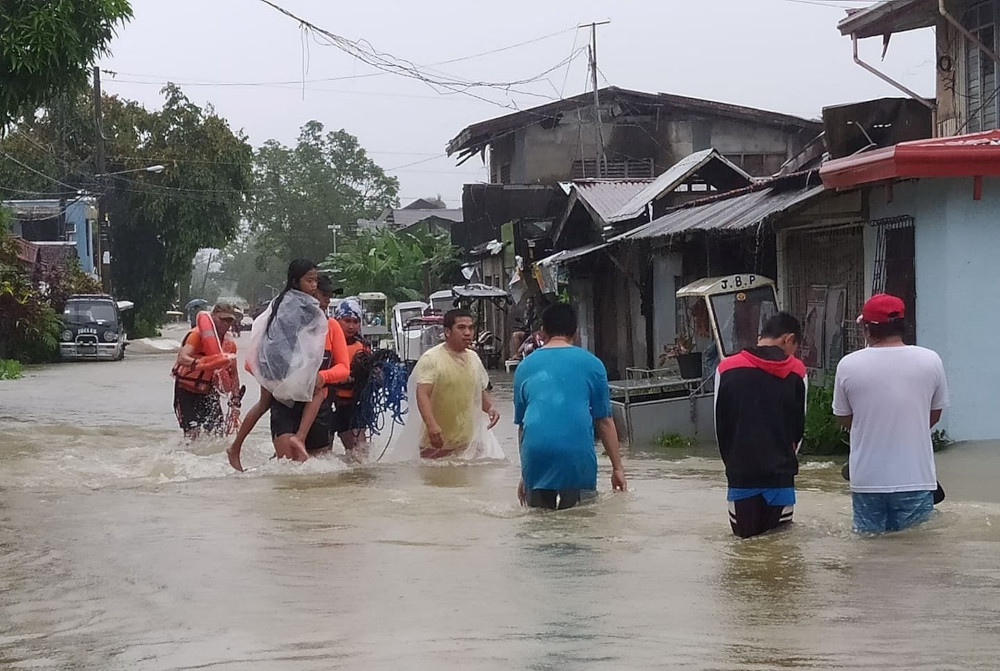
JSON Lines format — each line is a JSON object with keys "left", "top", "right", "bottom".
{"left": 97, "top": 0, "right": 935, "bottom": 208}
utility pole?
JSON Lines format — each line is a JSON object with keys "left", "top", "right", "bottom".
{"left": 580, "top": 20, "right": 610, "bottom": 178}
{"left": 93, "top": 66, "right": 111, "bottom": 293}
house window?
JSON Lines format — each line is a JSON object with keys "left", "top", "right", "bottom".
{"left": 571, "top": 157, "right": 654, "bottom": 179}
{"left": 963, "top": 1, "right": 999, "bottom": 132}
{"left": 498, "top": 163, "right": 511, "bottom": 184}
{"left": 871, "top": 215, "right": 917, "bottom": 345}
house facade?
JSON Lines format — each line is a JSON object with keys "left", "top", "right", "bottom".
{"left": 3, "top": 197, "right": 98, "bottom": 275}
{"left": 448, "top": 88, "right": 822, "bottom": 373}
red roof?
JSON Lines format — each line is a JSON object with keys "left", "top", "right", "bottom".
{"left": 820, "top": 130, "right": 1000, "bottom": 189}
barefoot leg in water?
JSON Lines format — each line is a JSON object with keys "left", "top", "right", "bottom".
{"left": 274, "top": 434, "right": 308, "bottom": 462}
{"left": 290, "top": 387, "right": 324, "bottom": 461}
{"left": 227, "top": 387, "right": 273, "bottom": 471}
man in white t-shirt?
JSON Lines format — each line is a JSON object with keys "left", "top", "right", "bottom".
{"left": 832, "top": 293, "right": 949, "bottom": 533}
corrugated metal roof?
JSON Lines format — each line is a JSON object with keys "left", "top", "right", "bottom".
{"left": 614, "top": 184, "right": 824, "bottom": 241}
{"left": 607, "top": 149, "right": 751, "bottom": 223}
{"left": 536, "top": 243, "right": 608, "bottom": 268}
{"left": 574, "top": 180, "right": 651, "bottom": 223}
{"left": 837, "top": 0, "right": 935, "bottom": 38}
{"left": 389, "top": 208, "right": 463, "bottom": 228}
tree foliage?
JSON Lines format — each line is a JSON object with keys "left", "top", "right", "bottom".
{"left": 233, "top": 121, "right": 399, "bottom": 299}
{"left": 0, "top": 0, "right": 133, "bottom": 130}
{"left": 0, "top": 85, "right": 253, "bottom": 334}
{"left": 0, "top": 210, "right": 59, "bottom": 361}
{"left": 322, "top": 226, "right": 459, "bottom": 303}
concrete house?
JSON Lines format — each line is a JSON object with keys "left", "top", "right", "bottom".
{"left": 448, "top": 87, "right": 822, "bottom": 373}
{"left": 806, "top": 0, "right": 1000, "bottom": 441}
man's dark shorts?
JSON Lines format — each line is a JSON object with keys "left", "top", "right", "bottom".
{"left": 330, "top": 402, "right": 356, "bottom": 435}
{"left": 526, "top": 488, "right": 597, "bottom": 510}
{"left": 174, "top": 384, "right": 223, "bottom": 435}
{"left": 269, "top": 398, "right": 332, "bottom": 452}
{"left": 728, "top": 495, "right": 794, "bottom": 538}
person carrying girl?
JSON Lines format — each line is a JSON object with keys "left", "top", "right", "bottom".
{"left": 226, "top": 259, "right": 343, "bottom": 470}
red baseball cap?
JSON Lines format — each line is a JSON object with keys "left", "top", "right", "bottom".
{"left": 858, "top": 293, "right": 906, "bottom": 324}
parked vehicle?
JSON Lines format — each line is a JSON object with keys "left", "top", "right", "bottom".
{"left": 610, "top": 274, "right": 779, "bottom": 445}
{"left": 59, "top": 294, "right": 134, "bottom": 361}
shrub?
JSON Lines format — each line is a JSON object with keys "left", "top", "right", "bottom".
{"left": 800, "top": 383, "right": 849, "bottom": 455}
{"left": 656, "top": 432, "right": 695, "bottom": 449}
{"left": 0, "top": 359, "right": 22, "bottom": 380}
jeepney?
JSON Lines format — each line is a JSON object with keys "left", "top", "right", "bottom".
{"left": 59, "top": 294, "right": 134, "bottom": 361}
{"left": 610, "top": 274, "right": 779, "bottom": 445}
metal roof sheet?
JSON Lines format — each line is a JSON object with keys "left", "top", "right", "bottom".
{"left": 574, "top": 180, "right": 651, "bottom": 223}
{"left": 837, "top": 0, "right": 936, "bottom": 38}
{"left": 389, "top": 208, "right": 463, "bottom": 229}
{"left": 614, "top": 184, "right": 824, "bottom": 241}
{"left": 607, "top": 149, "right": 751, "bottom": 223}
{"left": 535, "top": 243, "right": 609, "bottom": 268}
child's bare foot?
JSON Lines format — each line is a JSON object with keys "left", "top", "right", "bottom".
{"left": 226, "top": 444, "right": 244, "bottom": 472}
{"left": 289, "top": 435, "right": 309, "bottom": 461}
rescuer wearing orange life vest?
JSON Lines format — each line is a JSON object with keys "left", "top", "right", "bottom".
{"left": 329, "top": 297, "right": 371, "bottom": 459}
{"left": 172, "top": 302, "right": 240, "bottom": 439}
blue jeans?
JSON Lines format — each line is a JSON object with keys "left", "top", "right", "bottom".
{"left": 852, "top": 490, "right": 934, "bottom": 534}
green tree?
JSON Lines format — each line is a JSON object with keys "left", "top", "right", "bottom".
{"left": 323, "top": 227, "right": 459, "bottom": 303}
{"left": 0, "top": 85, "right": 253, "bottom": 334}
{"left": 1, "top": 0, "right": 132, "bottom": 130}
{"left": 247, "top": 121, "right": 399, "bottom": 273}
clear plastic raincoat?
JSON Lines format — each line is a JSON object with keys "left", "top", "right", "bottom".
{"left": 247, "top": 289, "right": 327, "bottom": 406}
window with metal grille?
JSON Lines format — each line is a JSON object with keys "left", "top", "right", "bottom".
{"left": 571, "top": 158, "right": 654, "bottom": 179}
{"left": 964, "top": 1, "right": 999, "bottom": 133}
{"left": 784, "top": 224, "right": 866, "bottom": 366}
{"left": 871, "top": 215, "right": 917, "bottom": 344}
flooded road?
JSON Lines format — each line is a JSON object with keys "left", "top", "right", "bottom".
{"left": 1, "top": 345, "right": 999, "bottom": 670}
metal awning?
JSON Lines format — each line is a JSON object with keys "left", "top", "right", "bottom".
{"left": 612, "top": 184, "right": 824, "bottom": 241}
{"left": 452, "top": 283, "right": 511, "bottom": 299}
{"left": 535, "top": 243, "right": 609, "bottom": 268}
{"left": 820, "top": 130, "right": 1000, "bottom": 189}
{"left": 837, "top": 0, "right": 937, "bottom": 38}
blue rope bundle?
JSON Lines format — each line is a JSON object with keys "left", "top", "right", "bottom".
{"left": 351, "top": 349, "right": 409, "bottom": 435}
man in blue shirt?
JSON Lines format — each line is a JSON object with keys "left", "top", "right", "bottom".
{"left": 513, "top": 303, "right": 627, "bottom": 509}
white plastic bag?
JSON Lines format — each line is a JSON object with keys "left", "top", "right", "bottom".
{"left": 247, "top": 289, "right": 327, "bottom": 405}
{"left": 380, "top": 360, "right": 505, "bottom": 463}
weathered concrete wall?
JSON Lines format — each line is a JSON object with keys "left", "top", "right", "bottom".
{"left": 492, "top": 103, "right": 814, "bottom": 184}
{"left": 868, "top": 176, "right": 1000, "bottom": 441}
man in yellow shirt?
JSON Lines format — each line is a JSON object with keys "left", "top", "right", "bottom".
{"left": 412, "top": 309, "right": 500, "bottom": 458}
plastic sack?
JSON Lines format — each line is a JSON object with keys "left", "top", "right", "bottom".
{"left": 380, "top": 358, "right": 505, "bottom": 463}
{"left": 247, "top": 289, "right": 327, "bottom": 405}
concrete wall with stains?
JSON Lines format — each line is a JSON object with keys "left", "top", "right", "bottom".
{"left": 868, "top": 176, "right": 1000, "bottom": 441}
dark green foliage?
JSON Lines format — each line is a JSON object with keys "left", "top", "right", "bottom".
{"left": 800, "top": 383, "right": 849, "bottom": 456}
{"left": 655, "top": 432, "right": 696, "bottom": 449}
{"left": 0, "top": 0, "right": 132, "bottom": 130}
{"left": 322, "top": 227, "right": 459, "bottom": 303}
{"left": 0, "top": 358, "right": 22, "bottom": 380}
{"left": 0, "top": 86, "right": 253, "bottom": 329}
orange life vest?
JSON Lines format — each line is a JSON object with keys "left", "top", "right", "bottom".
{"left": 172, "top": 313, "right": 237, "bottom": 394}
{"left": 334, "top": 339, "right": 370, "bottom": 402}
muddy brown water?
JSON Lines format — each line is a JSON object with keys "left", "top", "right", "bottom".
{"left": 1, "top": 345, "right": 998, "bottom": 670}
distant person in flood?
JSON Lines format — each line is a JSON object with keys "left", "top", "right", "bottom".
{"left": 411, "top": 308, "right": 501, "bottom": 459}
{"left": 833, "top": 294, "right": 949, "bottom": 534}
{"left": 329, "top": 297, "right": 372, "bottom": 460}
{"left": 714, "top": 312, "right": 806, "bottom": 538}
{"left": 514, "top": 303, "right": 626, "bottom": 510}
{"left": 172, "top": 302, "right": 240, "bottom": 439}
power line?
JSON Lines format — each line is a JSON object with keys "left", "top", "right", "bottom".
{"left": 255, "top": 0, "right": 583, "bottom": 111}
{"left": 0, "top": 150, "right": 81, "bottom": 191}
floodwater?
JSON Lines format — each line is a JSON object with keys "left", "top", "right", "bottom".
{"left": 1, "top": 344, "right": 999, "bottom": 670}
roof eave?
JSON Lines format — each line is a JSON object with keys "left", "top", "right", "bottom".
{"left": 837, "top": 0, "right": 937, "bottom": 39}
